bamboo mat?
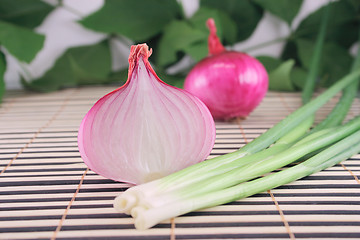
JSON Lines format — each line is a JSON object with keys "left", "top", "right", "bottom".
{"left": 0, "top": 86, "right": 359, "bottom": 240}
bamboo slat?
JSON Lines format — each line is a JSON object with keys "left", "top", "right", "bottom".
{"left": 0, "top": 87, "right": 359, "bottom": 240}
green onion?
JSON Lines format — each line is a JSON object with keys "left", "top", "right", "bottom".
{"left": 311, "top": 29, "right": 360, "bottom": 132}
{"left": 133, "top": 129, "right": 360, "bottom": 230}
{"left": 125, "top": 116, "right": 360, "bottom": 211}
{"left": 239, "top": 69, "right": 360, "bottom": 153}
{"left": 114, "top": 68, "right": 360, "bottom": 217}
{"left": 277, "top": 1, "right": 330, "bottom": 144}
{"left": 301, "top": 1, "right": 330, "bottom": 105}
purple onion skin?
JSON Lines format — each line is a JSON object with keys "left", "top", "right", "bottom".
{"left": 184, "top": 50, "right": 268, "bottom": 120}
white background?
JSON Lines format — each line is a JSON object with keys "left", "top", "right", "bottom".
{"left": 4, "top": 0, "right": 329, "bottom": 90}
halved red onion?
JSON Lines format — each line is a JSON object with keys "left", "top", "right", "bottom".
{"left": 78, "top": 44, "right": 216, "bottom": 185}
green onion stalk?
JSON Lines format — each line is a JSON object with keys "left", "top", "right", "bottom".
{"left": 311, "top": 31, "right": 360, "bottom": 132}
{"left": 279, "top": 1, "right": 330, "bottom": 142}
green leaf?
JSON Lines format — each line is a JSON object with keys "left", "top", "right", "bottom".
{"left": 108, "top": 67, "right": 185, "bottom": 88}
{"left": 346, "top": 0, "right": 360, "bottom": 9}
{"left": 189, "top": 7, "right": 237, "bottom": 44}
{"left": 280, "top": 40, "right": 300, "bottom": 66}
{"left": 80, "top": 0, "right": 181, "bottom": 41}
{"left": 157, "top": 20, "right": 207, "bottom": 66}
{"left": 282, "top": 1, "right": 358, "bottom": 62}
{"left": 22, "top": 40, "right": 112, "bottom": 92}
{"left": 257, "top": 56, "right": 282, "bottom": 72}
{"left": 253, "top": 0, "right": 302, "bottom": 26}
{"left": 183, "top": 41, "right": 208, "bottom": 62}
{"left": 201, "top": 0, "right": 263, "bottom": 42}
{"left": 0, "top": 51, "right": 5, "bottom": 102}
{"left": 294, "top": 0, "right": 358, "bottom": 48}
{"left": 156, "top": 69, "right": 185, "bottom": 88}
{"left": 257, "top": 55, "right": 306, "bottom": 91}
{"left": 0, "top": 20, "right": 45, "bottom": 63}
{"left": 268, "top": 59, "right": 296, "bottom": 92}
{"left": 107, "top": 68, "right": 128, "bottom": 84}
{"left": 181, "top": 7, "right": 238, "bottom": 62}
{"left": 217, "top": 11, "right": 238, "bottom": 45}
{"left": 290, "top": 67, "right": 308, "bottom": 90}
{"left": 0, "top": 0, "right": 53, "bottom": 29}
{"left": 190, "top": 8, "right": 223, "bottom": 37}
{"left": 296, "top": 39, "right": 353, "bottom": 87}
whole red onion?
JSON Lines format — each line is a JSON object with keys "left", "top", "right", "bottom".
{"left": 184, "top": 18, "right": 268, "bottom": 120}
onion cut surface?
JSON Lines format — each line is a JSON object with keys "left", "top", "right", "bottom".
{"left": 78, "top": 44, "right": 216, "bottom": 185}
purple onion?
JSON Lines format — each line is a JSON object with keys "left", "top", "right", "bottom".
{"left": 184, "top": 18, "right": 269, "bottom": 120}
